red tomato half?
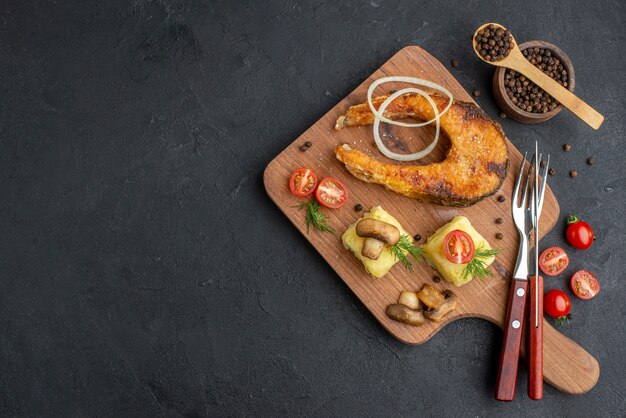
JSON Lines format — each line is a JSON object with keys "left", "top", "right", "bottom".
{"left": 443, "top": 230, "right": 475, "bottom": 264}
{"left": 570, "top": 270, "right": 600, "bottom": 300}
{"left": 288, "top": 168, "right": 318, "bottom": 197}
{"left": 315, "top": 177, "right": 348, "bottom": 208}
{"left": 539, "top": 247, "right": 569, "bottom": 276}
{"left": 544, "top": 289, "right": 571, "bottom": 318}
{"left": 566, "top": 218, "right": 594, "bottom": 250}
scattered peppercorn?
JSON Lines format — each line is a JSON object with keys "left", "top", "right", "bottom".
{"left": 540, "top": 160, "right": 546, "bottom": 168}
{"left": 413, "top": 234, "right": 422, "bottom": 241}
{"left": 495, "top": 232, "right": 504, "bottom": 240}
{"left": 497, "top": 195, "right": 506, "bottom": 203}
{"left": 432, "top": 275, "right": 441, "bottom": 283}
{"left": 587, "top": 157, "right": 595, "bottom": 165}
{"left": 473, "top": 89, "right": 481, "bottom": 97}
{"left": 563, "top": 143, "right": 571, "bottom": 151}
{"left": 474, "top": 24, "right": 514, "bottom": 62}
{"left": 451, "top": 59, "right": 460, "bottom": 68}
{"left": 503, "top": 46, "right": 568, "bottom": 114}
{"left": 549, "top": 168, "right": 556, "bottom": 176}
{"left": 570, "top": 170, "right": 577, "bottom": 177}
{"left": 354, "top": 204, "right": 363, "bottom": 211}
{"left": 299, "top": 144, "right": 308, "bottom": 151}
{"left": 495, "top": 217, "right": 503, "bottom": 224}
{"left": 499, "top": 112, "right": 507, "bottom": 119}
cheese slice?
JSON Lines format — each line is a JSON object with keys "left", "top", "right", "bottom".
{"left": 342, "top": 206, "right": 412, "bottom": 279}
{"left": 422, "top": 216, "right": 495, "bottom": 287}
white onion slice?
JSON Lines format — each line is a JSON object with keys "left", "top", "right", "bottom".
{"left": 367, "top": 76, "right": 454, "bottom": 127}
{"left": 373, "top": 87, "right": 441, "bottom": 161}
{"left": 366, "top": 76, "right": 454, "bottom": 161}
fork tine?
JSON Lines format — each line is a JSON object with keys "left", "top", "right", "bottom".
{"left": 537, "top": 154, "right": 550, "bottom": 217}
{"left": 513, "top": 153, "right": 527, "bottom": 207}
{"left": 521, "top": 153, "right": 536, "bottom": 209}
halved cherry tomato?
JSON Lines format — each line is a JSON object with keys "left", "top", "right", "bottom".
{"left": 539, "top": 247, "right": 569, "bottom": 276}
{"left": 288, "top": 168, "right": 318, "bottom": 197}
{"left": 315, "top": 177, "right": 348, "bottom": 208}
{"left": 566, "top": 215, "right": 594, "bottom": 250}
{"left": 443, "top": 230, "right": 475, "bottom": 264}
{"left": 570, "top": 270, "right": 600, "bottom": 300}
{"left": 544, "top": 289, "right": 571, "bottom": 318}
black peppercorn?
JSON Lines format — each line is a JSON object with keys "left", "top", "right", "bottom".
{"left": 451, "top": 59, "right": 459, "bottom": 68}
{"left": 413, "top": 234, "right": 422, "bottom": 241}
{"left": 587, "top": 157, "right": 595, "bottom": 165}
{"left": 473, "top": 89, "right": 481, "bottom": 97}
{"left": 432, "top": 276, "right": 441, "bottom": 283}
{"left": 563, "top": 143, "right": 571, "bottom": 151}
{"left": 495, "top": 232, "right": 504, "bottom": 240}
{"left": 354, "top": 204, "right": 363, "bottom": 211}
{"left": 497, "top": 195, "right": 505, "bottom": 203}
{"left": 540, "top": 160, "right": 546, "bottom": 168}
{"left": 499, "top": 112, "right": 507, "bottom": 119}
{"left": 570, "top": 170, "right": 577, "bottom": 177}
{"left": 495, "top": 217, "right": 503, "bottom": 224}
{"left": 549, "top": 168, "right": 556, "bottom": 176}
{"left": 503, "top": 46, "right": 567, "bottom": 114}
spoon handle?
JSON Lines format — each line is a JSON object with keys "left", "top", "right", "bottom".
{"left": 513, "top": 58, "right": 604, "bottom": 129}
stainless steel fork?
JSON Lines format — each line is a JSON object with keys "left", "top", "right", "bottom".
{"left": 495, "top": 150, "right": 541, "bottom": 401}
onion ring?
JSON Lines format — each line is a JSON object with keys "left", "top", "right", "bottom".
{"left": 367, "top": 76, "right": 454, "bottom": 127}
{"left": 373, "top": 87, "right": 441, "bottom": 161}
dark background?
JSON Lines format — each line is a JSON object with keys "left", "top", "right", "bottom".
{"left": 1, "top": 0, "right": 625, "bottom": 416}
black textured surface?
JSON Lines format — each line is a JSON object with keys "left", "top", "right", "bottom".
{"left": 1, "top": 1, "right": 625, "bottom": 416}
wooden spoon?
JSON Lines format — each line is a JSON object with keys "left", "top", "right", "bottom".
{"left": 473, "top": 23, "right": 604, "bottom": 130}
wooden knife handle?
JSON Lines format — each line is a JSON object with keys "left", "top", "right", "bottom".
{"left": 529, "top": 275, "right": 544, "bottom": 400}
{"left": 495, "top": 279, "right": 528, "bottom": 401}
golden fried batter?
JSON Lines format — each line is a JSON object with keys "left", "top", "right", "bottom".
{"left": 335, "top": 94, "right": 509, "bottom": 207}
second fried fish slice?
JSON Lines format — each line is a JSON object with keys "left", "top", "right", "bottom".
{"left": 335, "top": 93, "right": 509, "bottom": 207}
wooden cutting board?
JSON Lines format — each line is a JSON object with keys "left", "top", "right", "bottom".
{"left": 263, "top": 46, "right": 599, "bottom": 395}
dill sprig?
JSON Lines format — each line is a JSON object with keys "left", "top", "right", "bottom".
{"left": 295, "top": 201, "right": 335, "bottom": 234}
{"left": 461, "top": 245, "right": 501, "bottom": 281}
{"left": 389, "top": 235, "right": 424, "bottom": 271}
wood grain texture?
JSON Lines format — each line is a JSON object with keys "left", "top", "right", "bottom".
{"left": 529, "top": 275, "right": 544, "bottom": 400}
{"left": 495, "top": 279, "right": 528, "bottom": 401}
{"left": 263, "top": 46, "right": 599, "bottom": 394}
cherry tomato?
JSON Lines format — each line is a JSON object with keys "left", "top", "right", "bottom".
{"left": 443, "top": 230, "right": 475, "bottom": 264}
{"left": 566, "top": 215, "right": 594, "bottom": 250}
{"left": 315, "top": 177, "right": 348, "bottom": 208}
{"left": 544, "top": 289, "right": 571, "bottom": 319}
{"left": 288, "top": 168, "right": 318, "bottom": 197}
{"left": 570, "top": 270, "right": 600, "bottom": 300}
{"left": 539, "top": 247, "right": 569, "bottom": 276}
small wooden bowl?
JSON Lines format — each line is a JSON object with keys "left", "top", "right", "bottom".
{"left": 493, "top": 40, "right": 575, "bottom": 124}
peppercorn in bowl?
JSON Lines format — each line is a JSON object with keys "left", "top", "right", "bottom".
{"left": 493, "top": 40, "right": 575, "bottom": 124}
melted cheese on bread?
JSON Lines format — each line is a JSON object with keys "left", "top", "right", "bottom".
{"left": 342, "top": 206, "right": 412, "bottom": 278}
{"left": 422, "top": 216, "right": 495, "bottom": 286}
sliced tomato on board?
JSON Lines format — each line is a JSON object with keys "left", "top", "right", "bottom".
{"left": 570, "top": 270, "right": 600, "bottom": 300}
{"left": 443, "top": 229, "right": 475, "bottom": 264}
{"left": 288, "top": 168, "right": 318, "bottom": 197}
{"left": 315, "top": 177, "right": 348, "bottom": 208}
{"left": 539, "top": 247, "right": 569, "bottom": 276}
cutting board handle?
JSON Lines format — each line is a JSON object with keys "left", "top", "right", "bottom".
{"left": 537, "top": 319, "right": 600, "bottom": 395}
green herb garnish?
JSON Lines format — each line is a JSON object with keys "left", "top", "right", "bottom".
{"left": 461, "top": 245, "right": 500, "bottom": 281}
{"left": 295, "top": 201, "right": 335, "bottom": 234}
{"left": 389, "top": 234, "right": 424, "bottom": 271}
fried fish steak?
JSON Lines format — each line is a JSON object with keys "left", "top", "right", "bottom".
{"left": 335, "top": 93, "right": 509, "bottom": 207}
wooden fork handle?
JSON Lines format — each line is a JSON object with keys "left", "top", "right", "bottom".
{"left": 529, "top": 275, "right": 544, "bottom": 400}
{"left": 495, "top": 278, "right": 528, "bottom": 401}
